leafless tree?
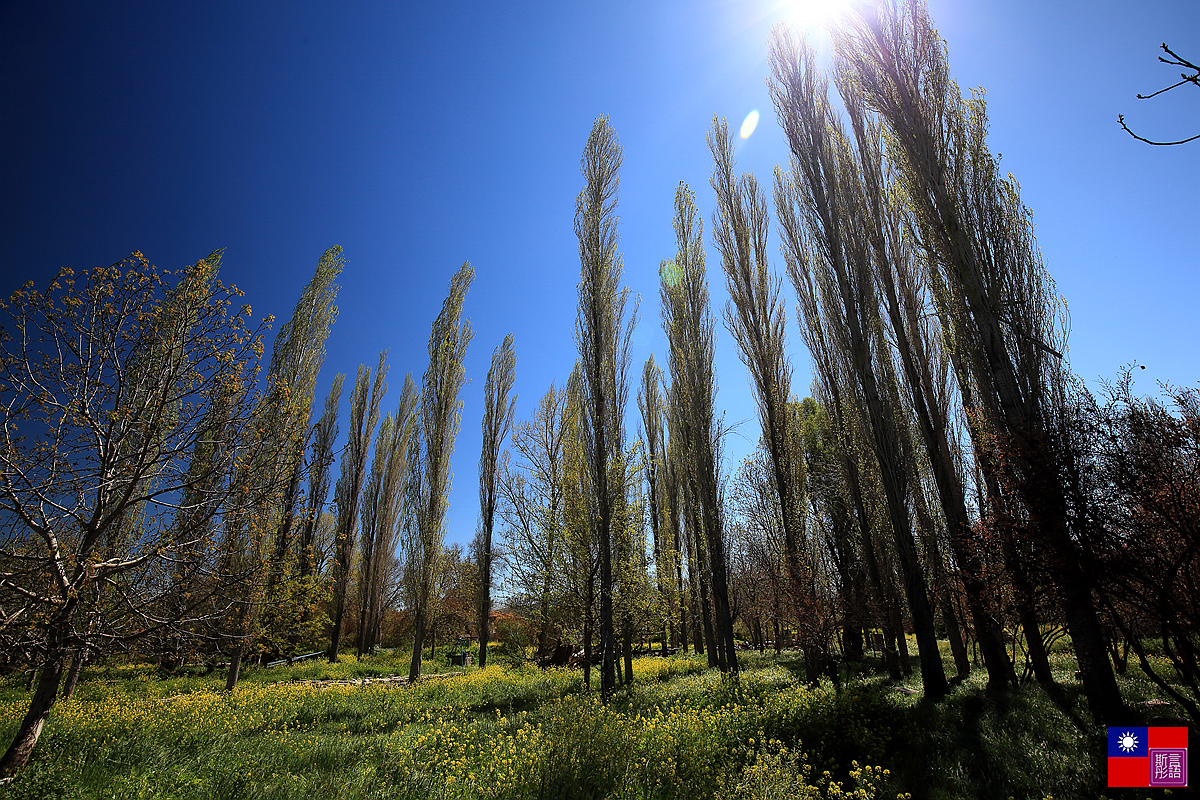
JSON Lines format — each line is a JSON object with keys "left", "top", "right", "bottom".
{"left": 498, "top": 383, "right": 567, "bottom": 654}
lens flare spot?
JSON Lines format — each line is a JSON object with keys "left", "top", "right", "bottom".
{"left": 739, "top": 109, "right": 760, "bottom": 140}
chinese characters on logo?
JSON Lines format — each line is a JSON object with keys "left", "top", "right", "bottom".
{"left": 1150, "top": 748, "right": 1187, "bottom": 787}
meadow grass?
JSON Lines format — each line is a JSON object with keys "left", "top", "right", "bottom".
{"left": 0, "top": 645, "right": 1188, "bottom": 799}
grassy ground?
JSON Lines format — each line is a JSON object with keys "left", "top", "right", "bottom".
{"left": 0, "top": 645, "right": 1189, "bottom": 799}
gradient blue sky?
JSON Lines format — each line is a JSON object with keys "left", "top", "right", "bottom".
{"left": 3, "top": 0, "right": 1197, "bottom": 551}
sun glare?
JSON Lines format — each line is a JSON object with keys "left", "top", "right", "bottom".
{"left": 740, "top": 109, "right": 760, "bottom": 140}
{"left": 782, "top": 0, "right": 849, "bottom": 32}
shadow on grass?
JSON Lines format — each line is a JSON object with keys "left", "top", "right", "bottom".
{"left": 878, "top": 675, "right": 1105, "bottom": 800}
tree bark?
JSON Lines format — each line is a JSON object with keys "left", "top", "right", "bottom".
{"left": 61, "top": 654, "right": 84, "bottom": 701}
{"left": 622, "top": 614, "right": 634, "bottom": 685}
{"left": 689, "top": 507, "right": 717, "bottom": 667}
{"left": 225, "top": 643, "right": 244, "bottom": 691}
{"left": 583, "top": 612, "right": 593, "bottom": 690}
{"left": 479, "top": 602, "right": 491, "bottom": 668}
{"left": 0, "top": 664, "right": 63, "bottom": 777}
{"left": 843, "top": 620, "right": 864, "bottom": 661}
{"left": 408, "top": 608, "right": 426, "bottom": 681}
{"left": 1019, "top": 604, "right": 1055, "bottom": 687}
{"left": 942, "top": 596, "right": 971, "bottom": 679}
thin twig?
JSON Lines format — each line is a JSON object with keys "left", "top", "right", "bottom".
{"left": 1119, "top": 43, "right": 1199, "bottom": 145}
{"left": 1118, "top": 115, "right": 1200, "bottom": 146}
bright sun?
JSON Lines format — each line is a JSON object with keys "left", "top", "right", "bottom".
{"left": 782, "top": 0, "right": 851, "bottom": 32}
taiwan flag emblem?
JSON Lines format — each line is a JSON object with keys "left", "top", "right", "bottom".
{"left": 1108, "top": 727, "right": 1188, "bottom": 787}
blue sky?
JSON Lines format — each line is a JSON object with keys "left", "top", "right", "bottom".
{"left": 2, "top": 0, "right": 1197, "bottom": 552}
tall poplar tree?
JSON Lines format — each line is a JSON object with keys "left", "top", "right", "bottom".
{"left": 708, "top": 119, "right": 809, "bottom": 650}
{"left": 227, "top": 247, "right": 342, "bottom": 686}
{"left": 574, "top": 116, "right": 637, "bottom": 699}
{"left": 264, "top": 246, "right": 343, "bottom": 597}
{"left": 408, "top": 262, "right": 474, "bottom": 680}
{"left": 357, "top": 374, "right": 418, "bottom": 657}
{"left": 299, "top": 375, "right": 344, "bottom": 584}
{"left": 476, "top": 334, "right": 517, "bottom": 667}
{"left": 329, "top": 352, "right": 387, "bottom": 662}
{"left": 835, "top": 0, "right": 1120, "bottom": 719}
{"left": 660, "top": 183, "right": 737, "bottom": 674}
{"left": 637, "top": 356, "right": 674, "bottom": 653}
{"left": 768, "top": 43, "right": 948, "bottom": 698}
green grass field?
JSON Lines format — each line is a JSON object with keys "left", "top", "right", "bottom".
{"left": 0, "top": 646, "right": 1187, "bottom": 799}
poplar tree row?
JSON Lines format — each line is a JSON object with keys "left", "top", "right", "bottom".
{"left": 4, "top": 8, "right": 1196, "bottom": 783}
{"left": 493, "top": 0, "right": 1197, "bottom": 727}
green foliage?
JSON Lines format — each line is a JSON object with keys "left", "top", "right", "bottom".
{"left": 1, "top": 649, "right": 1171, "bottom": 799}
{"left": 493, "top": 614, "right": 537, "bottom": 668}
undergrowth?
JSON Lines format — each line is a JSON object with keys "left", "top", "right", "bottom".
{"left": 0, "top": 646, "right": 1188, "bottom": 799}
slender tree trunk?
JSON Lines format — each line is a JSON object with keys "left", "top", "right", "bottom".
{"left": 409, "top": 608, "right": 426, "bottom": 681}
{"left": 478, "top": 557, "right": 491, "bottom": 668}
{"left": 225, "top": 644, "right": 244, "bottom": 691}
{"left": 623, "top": 616, "right": 633, "bottom": 684}
{"left": 669, "top": 493, "right": 688, "bottom": 655}
{"left": 888, "top": 599, "right": 912, "bottom": 676}
{"left": 583, "top": 612, "right": 593, "bottom": 690}
{"left": 266, "top": 453, "right": 304, "bottom": 602}
{"left": 689, "top": 509, "right": 717, "bottom": 667}
{"left": 913, "top": 496, "right": 972, "bottom": 681}
{"left": 61, "top": 654, "right": 84, "bottom": 701}
{"left": 0, "top": 664, "right": 63, "bottom": 776}
{"left": 843, "top": 619, "right": 864, "bottom": 661}
{"left": 845, "top": 570, "right": 868, "bottom": 661}
{"left": 675, "top": 558, "right": 688, "bottom": 654}
{"left": 879, "top": 619, "right": 902, "bottom": 679}
{"left": 1040, "top": 499, "right": 1122, "bottom": 714}
{"left": 538, "top": 578, "right": 552, "bottom": 658}
{"left": 942, "top": 596, "right": 971, "bottom": 679}
{"left": 1019, "top": 604, "right": 1055, "bottom": 686}
{"left": 598, "top": 500, "right": 615, "bottom": 699}
{"left": 358, "top": 569, "right": 375, "bottom": 660}
{"left": 702, "top": 492, "right": 737, "bottom": 674}
{"left": 691, "top": 588, "right": 704, "bottom": 655}
{"left": 994, "top": 505, "right": 1056, "bottom": 687}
